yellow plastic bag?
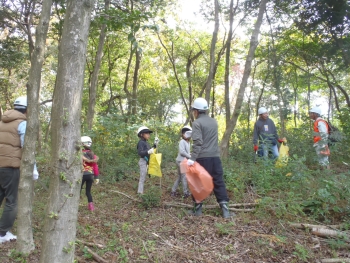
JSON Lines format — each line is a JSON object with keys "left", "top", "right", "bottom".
{"left": 276, "top": 143, "right": 289, "bottom": 168}
{"left": 148, "top": 149, "right": 162, "bottom": 177}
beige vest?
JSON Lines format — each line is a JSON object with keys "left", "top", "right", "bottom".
{"left": 0, "top": 110, "right": 26, "bottom": 168}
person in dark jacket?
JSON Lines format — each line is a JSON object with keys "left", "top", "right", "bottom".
{"left": 253, "top": 107, "right": 286, "bottom": 160}
{"left": 187, "top": 98, "right": 234, "bottom": 218}
{"left": 136, "top": 126, "right": 158, "bottom": 194}
{"left": 0, "top": 97, "right": 31, "bottom": 243}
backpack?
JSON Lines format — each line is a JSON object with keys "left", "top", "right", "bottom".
{"left": 326, "top": 121, "right": 342, "bottom": 145}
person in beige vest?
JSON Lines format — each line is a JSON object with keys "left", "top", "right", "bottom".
{"left": 0, "top": 96, "right": 28, "bottom": 243}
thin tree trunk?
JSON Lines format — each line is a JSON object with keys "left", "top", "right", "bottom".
{"left": 123, "top": 44, "right": 134, "bottom": 117}
{"left": 40, "top": 0, "right": 94, "bottom": 262}
{"left": 224, "top": 0, "right": 234, "bottom": 124}
{"left": 157, "top": 34, "right": 191, "bottom": 120}
{"left": 17, "top": 0, "right": 53, "bottom": 254}
{"left": 205, "top": 0, "right": 220, "bottom": 103}
{"left": 220, "top": 0, "right": 268, "bottom": 158}
{"left": 131, "top": 49, "right": 141, "bottom": 115}
{"left": 87, "top": 0, "right": 110, "bottom": 129}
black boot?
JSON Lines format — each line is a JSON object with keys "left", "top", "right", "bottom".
{"left": 219, "top": 202, "right": 235, "bottom": 218}
{"left": 188, "top": 203, "right": 203, "bottom": 216}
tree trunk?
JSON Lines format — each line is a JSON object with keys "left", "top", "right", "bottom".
{"left": 87, "top": 0, "right": 110, "bottom": 129}
{"left": 131, "top": 49, "right": 141, "bottom": 115}
{"left": 17, "top": 0, "right": 53, "bottom": 254}
{"left": 205, "top": 0, "right": 219, "bottom": 103}
{"left": 224, "top": 0, "right": 234, "bottom": 124}
{"left": 39, "top": 0, "right": 94, "bottom": 262}
{"left": 220, "top": 0, "right": 268, "bottom": 158}
{"left": 123, "top": 44, "right": 134, "bottom": 118}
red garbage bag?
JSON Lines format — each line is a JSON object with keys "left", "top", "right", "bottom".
{"left": 180, "top": 159, "right": 214, "bottom": 203}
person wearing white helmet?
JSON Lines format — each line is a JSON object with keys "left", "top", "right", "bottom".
{"left": 253, "top": 107, "right": 286, "bottom": 160}
{"left": 188, "top": 98, "right": 234, "bottom": 218}
{"left": 309, "top": 106, "right": 330, "bottom": 169}
{"left": 136, "top": 126, "right": 157, "bottom": 194}
{"left": 171, "top": 126, "right": 192, "bottom": 198}
{"left": 0, "top": 96, "right": 38, "bottom": 243}
{"left": 81, "top": 136, "right": 100, "bottom": 211}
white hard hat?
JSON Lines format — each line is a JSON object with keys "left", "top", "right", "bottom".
{"left": 191, "top": 98, "right": 209, "bottom": 111}
{"left": 81, "top": 136, "right": 92, "bottom": 147}
{"left": 309, "top": 106, "right": 322, "bottom": 115}
{"left": 181, "top": 125, "right": 192, "bottom": 133}
{"left": 184, "top": 131, "right": 192, "bottom": 139}
{"left": 14, "top": 96, "right": 27, "bottom": 109}
{"left": 258, "top": 107, "right": 268, "bottom": 115}
{"left": 137, "top": 126, "right": 153, "bottom": 137}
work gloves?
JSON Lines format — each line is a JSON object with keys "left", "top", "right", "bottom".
{"left": 148, "top": 148, "right": 155, "bottom": 154}
{"left": 95, "top": 179, "right": 99, "bottom": 185}
{"left": 278, "top": 137, "right": 287, "bottom": 143}
{"left": 254, "top": 145, "right": 259, "bottom": 152}
{"left": 154, "top": 136, "right": 160, "bottom": 145}
{"left": 187, "top": 159, "right": 195, "bottom": 166}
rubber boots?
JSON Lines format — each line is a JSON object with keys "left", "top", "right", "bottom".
{"left": 188, "top": 203, "right": 202, "bottom": 216}
{"left": 88, "top": 202, "right": 95, "bottom": 211}
{"left": 219, "top": 202, "right": 235, "bottom": 218}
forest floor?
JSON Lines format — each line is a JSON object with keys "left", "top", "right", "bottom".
{"left": 0, "top": 166, "right": 349, "bottom": 263}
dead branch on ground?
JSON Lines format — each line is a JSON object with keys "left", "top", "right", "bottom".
{"left": 320, "top": 259, "right": 350, "bottom": 263}
{"left": 84, "top": 246, "right": 108, "bottom": 263}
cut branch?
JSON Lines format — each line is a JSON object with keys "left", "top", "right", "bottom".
{"left": 84, "top": 246, "right": 108, "bottom": 263}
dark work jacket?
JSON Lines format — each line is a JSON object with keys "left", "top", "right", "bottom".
{"left": 137, "top": 138, "right": 152, "bottom": 163}
{"left": 253, "top": 117, "right": 279, "bottom": 146}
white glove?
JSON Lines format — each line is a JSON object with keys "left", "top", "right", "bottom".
{"left": 95, "top": 179, "right": 99, "bottom": 185}
{"left": 187, "top": 159, "right": 195, "bottom": 166}
{"left": 154, "top": 137, "right": 159, "bottom": 144}
{"left": 148, "top": 148, "right": 154, "bottom": 154}
{"left": 33, "top": 169, "right": 39, "bottom": 180}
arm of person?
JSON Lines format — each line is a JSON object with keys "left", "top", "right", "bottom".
{"left": 179, "top": 140, "right": 191, "bottom": 159}
{"left": 190, "top": 121, "right": 202, "bottom": 161}
{"left": 318, "top": 121, "right": 329, "bottom": 143}
{"left": 252, "top": 122, "right": 259, "bottom": 146}
{"left": 18, "top": 121, "right": 27, "bottom": 147}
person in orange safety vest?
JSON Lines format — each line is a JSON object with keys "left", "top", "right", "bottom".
{"left": 309, "top": 106, "right": 330, "bottom": 169}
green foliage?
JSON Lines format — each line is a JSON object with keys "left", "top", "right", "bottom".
{"left": 139, "top": 186, "right": 161, "bottom": 209}
{"left": 293, "top": 243, "right": 310, "bottom": 262}
{"left": 9, "top": 250, "right": 27, "bottom": 263}
{"left": 215, "top": 222, "right": 235, "bottom": 236}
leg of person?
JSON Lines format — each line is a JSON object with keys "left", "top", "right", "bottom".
{"left": 178, "top": 160, "right": 190, "bottom": 198}
{"left": 137, "top": 158, "right": 148, "bottom": 194}
{"left": 0, "top": 168, "right": 20, "bottom": 243}
{"left": 261, "top": 144, "right": 269, "bottom": 161}
{"left": 271, "top": 144, "right": 279, "bottom": 160}
{"left": 315, "top": 144, "right": 330, "bottom": 169}
{"left": 84, "top": 174, "right": 94, "bottom": 211}
{"left": 171, "top": 162, "right": 182, "bottom": 196}
{"left": 197, "top": 157, "right": 235, "bottom": 218}
{"left": 181, "top": 172, "right": 190, "bottom": 198}
{"left": 80, "top": 176, "right": 86, "bottom": 197}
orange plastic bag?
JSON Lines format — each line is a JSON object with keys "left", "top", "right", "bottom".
{"left": 180, "top": 159, "right": 214, "bottom": 203}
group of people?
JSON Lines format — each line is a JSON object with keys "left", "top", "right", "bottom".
{"left": 137, "top": 98, "right": 235, "bottom": 219}
{"left": 253, "top": 106, "right": 330, "bottom": 168}
{"left": 0, "top": 96, "right": 101, "bottom": 244}
{"left": 0, "top": 96, "right": 331, "bottom": 244}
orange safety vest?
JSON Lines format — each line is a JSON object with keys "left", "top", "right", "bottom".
{"left": 313, "top": 118, "right": 329, "bottom": 143}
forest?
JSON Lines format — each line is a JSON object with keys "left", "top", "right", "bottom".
{"left": 0, "top": 0, "right": 350, "bottom": 262}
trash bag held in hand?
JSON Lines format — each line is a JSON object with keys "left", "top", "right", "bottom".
{"left": 181, "top": 159, "right": 214, "bottom": 203}
{"left": 275, "top": 143, "right": 289, "bottom": 168}
{"left": 148, "top": 148, "right": 162, "bottom": 177}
